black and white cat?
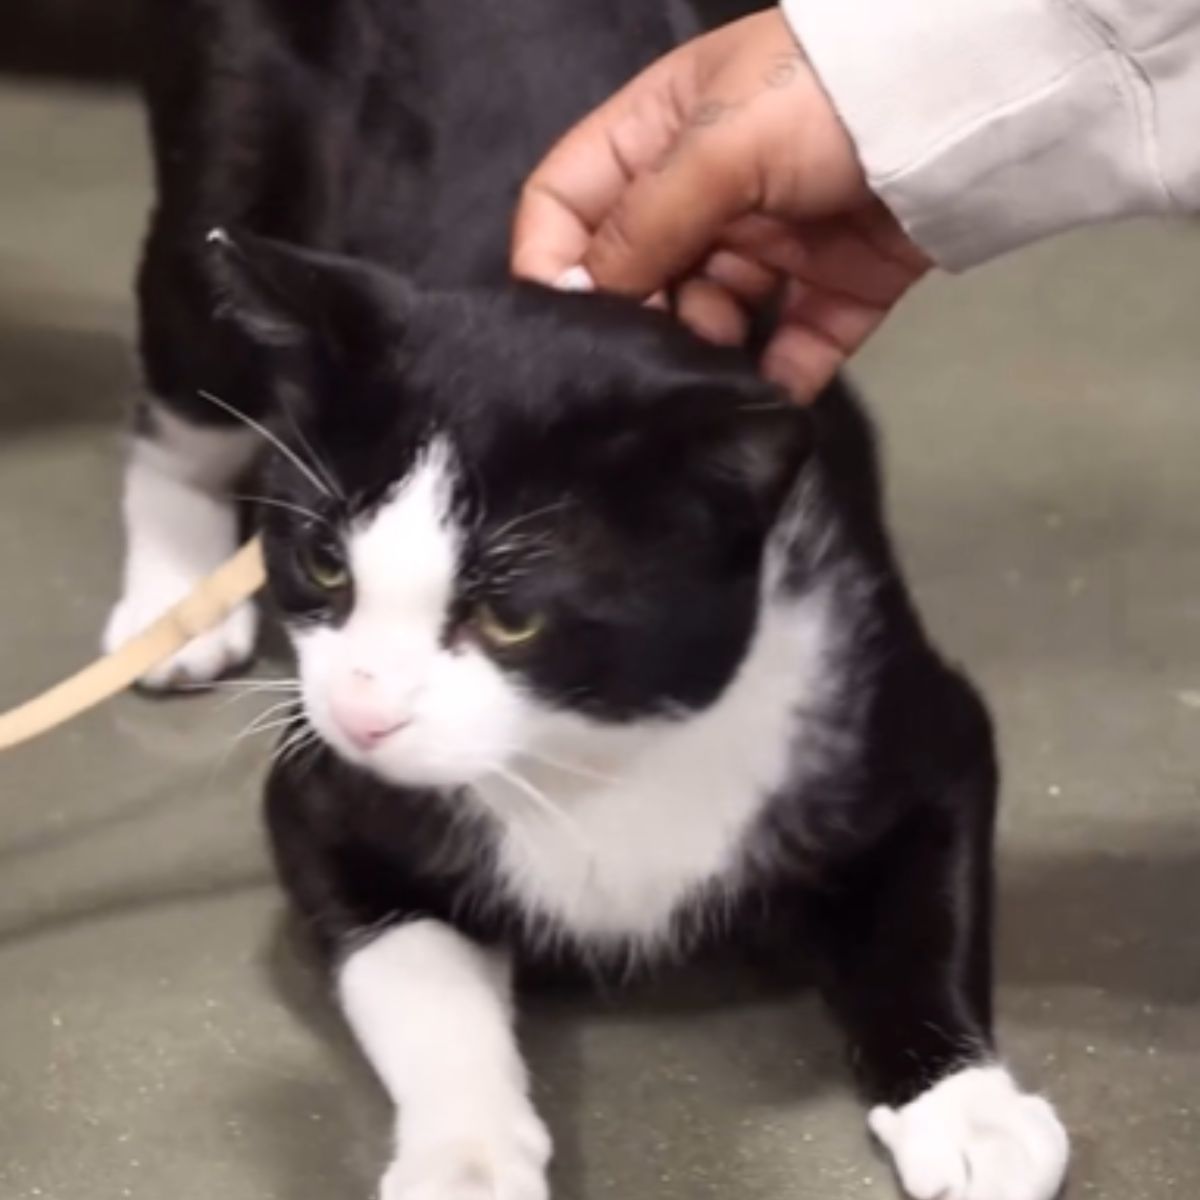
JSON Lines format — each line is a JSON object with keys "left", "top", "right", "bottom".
{"left": 108, "top": 2, "right": 1070, "bottom": 1198}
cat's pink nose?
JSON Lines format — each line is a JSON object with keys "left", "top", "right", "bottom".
{"left": 329, "top": 694, "right": 410, "bottom": 752}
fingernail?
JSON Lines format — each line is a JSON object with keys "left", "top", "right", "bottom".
{"left": 761, "top": 354, "right": 817, "bottom": 405}
{"left": 555, "top": 266, "right": 595, "bottom": 293}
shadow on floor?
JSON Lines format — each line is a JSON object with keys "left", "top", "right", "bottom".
{"left": 0, "top": 315, "right": 132, "bottom": 433}
{"left": 1000, "top": 830, "right": 1200, "bottom": 1006}
{"left": 231, "top": 823, "right": 1199, "bottom": 1199}
{"left": 259, "top": 913, "right": 845, "bottom": 1200}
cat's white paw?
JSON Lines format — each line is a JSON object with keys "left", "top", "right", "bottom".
{"left": 382, "top": 1102, "right": 552, "bottom": 1200}
{"left": 104, "top": 581, "right": 257, "bottom": 689}
{"left": 110, "top": 412, "right": 260, "bottom": 690}
{"left": 869, "top": 1065, "right": 1068, "bottom": 1200}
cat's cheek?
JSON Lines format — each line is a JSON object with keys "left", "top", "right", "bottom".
{"left": 290, "top": 625, "right": 352, "bottom": 756}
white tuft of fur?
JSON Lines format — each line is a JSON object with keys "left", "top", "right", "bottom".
{"left": 339, "top": 921, "right": 551, "bottom": 1200}
{"left": 348, "top": 441, "right": 460, "bottom": 627}
{"left": 869, "top": 1065, "right": 1069, "bottom": 1200}
{"left": 105, "top": 404, "right": 259, "bottom": 687}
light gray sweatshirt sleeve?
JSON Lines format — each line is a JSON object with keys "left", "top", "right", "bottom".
{"left": 780, "top": 0, "right": 1200, "bottom": 269}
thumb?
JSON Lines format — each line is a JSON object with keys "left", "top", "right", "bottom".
{"left": 583, "top": 123, "right": 758, "bottom": 298}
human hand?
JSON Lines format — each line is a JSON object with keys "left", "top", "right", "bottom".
{"left": 512, "top": 11, "right": 931, "bottom": 401}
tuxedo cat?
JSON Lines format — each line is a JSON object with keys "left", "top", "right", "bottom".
{"left": 109, "top": 2, "right": 1069, "bottom": 1198}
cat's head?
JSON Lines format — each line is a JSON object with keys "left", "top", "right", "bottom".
{"left": 209, "top": 231, "right": 813, "bottom": 788}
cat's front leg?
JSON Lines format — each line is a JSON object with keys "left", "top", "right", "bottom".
{"left": 806, "top": 709, "right": 1068, "bottom": 1200}
{"left": 339, "top": 920, "right": 551, "bottom": 1200}
{"left": 105, "top": 399, "right": 259, "bottom": 687}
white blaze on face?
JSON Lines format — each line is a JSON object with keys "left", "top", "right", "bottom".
{"left": 294, "top": 441, "right": 531, "bottom": 787}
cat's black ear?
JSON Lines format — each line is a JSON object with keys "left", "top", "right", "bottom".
{"left": 204, "top": 227, "right": 410, "bottom": 357}
{"left": 647, "top": 370, "right": 814, "bottom": 514}
{"left": 702, "top": 392, "right": 815, "bottom": 513}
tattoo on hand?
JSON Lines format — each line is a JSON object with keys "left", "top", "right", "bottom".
{"left": 763, "top": 53, "right": 803, "bottom": 89}
{"left": 690, "top": 99, "right": 734, "bottom": 129}
{"left": 650, "top": 97, "right": 738, "bottom": 174}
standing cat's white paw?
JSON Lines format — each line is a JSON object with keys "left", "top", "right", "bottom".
{"left": 869, "top": 1065, "right": 1068, "bottom": 1200}
{"left": 104, "top": 580, "right": 257, "bottom": 689}
{"left": 382, "top": 1101, "right": 552, "bottom": 1200}
{"left": 109, "top": 403, "right": 261, "bottom": 689}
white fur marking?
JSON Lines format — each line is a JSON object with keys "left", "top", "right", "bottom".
{"left": 105, "top": 404, "right": 259, "bottom": 688}
{"left": 869, "top": 1065, "right": 1069, "bottom": 1200}
{"left": 339, "top": 921, "right": 550, "bottom": 1200}
{"left": 479, "top": 586, "right": 836, "bottom": 948}
{"left": 350, "top": 443, "right": 458, "bottom": 629}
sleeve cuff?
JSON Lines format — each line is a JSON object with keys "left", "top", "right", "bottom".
{"left": 780, "top": 0, "right": 1174, "bottom": 270}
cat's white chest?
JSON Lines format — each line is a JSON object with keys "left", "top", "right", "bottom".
{"left": 478, "top": 589, "right": 836, "bottom": 949}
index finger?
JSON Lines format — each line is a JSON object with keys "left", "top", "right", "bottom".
{"left": 511, "top": 51, "right": 690, "bottom": 284}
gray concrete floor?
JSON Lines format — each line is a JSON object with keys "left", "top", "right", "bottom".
{"left": 0, "top": 78, "right": 1197, "bottom": 1200}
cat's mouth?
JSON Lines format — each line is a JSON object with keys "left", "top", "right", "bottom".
{"left": 304, "top": 695, "right": 524, "bottom": 792}
{"left": 328, "top": 704, "right": 412, "bottom": 755}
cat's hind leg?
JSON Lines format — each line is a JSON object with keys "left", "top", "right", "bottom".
{"left": 104, "top": 398, "right": 258, "bottom": 687}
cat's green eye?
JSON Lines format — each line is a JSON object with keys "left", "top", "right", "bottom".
{"left": 300, "top": 541, "right": 350, "bottom": 592}
{"left": 474, "top": 601, "right": 544, "bottom": 649}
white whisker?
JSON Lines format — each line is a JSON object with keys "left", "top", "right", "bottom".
{"left": 278, "top": 400, "right": 345, "bottom": 502}
{"left": 519, "top": 749, "right": 622, "bottom": 788}
{"left": 488, "top": 500, "right": 571, "bottom": 545}
{"left": 274, "top": 726, "right": 321, "bottom": 767}
{"left": 233, "top": 494, "right": 335, "bottom": 528}
{"left": 214, "top": 702, "right": 302, "bottom": 774}
{"left": 493, "top": 764, "right": 594, "bottom": 860}
{"left": 235, "top": 698, "right": 304, "bottom": 742}
{"left": 238, "top": 712, "right": 305, "bottom": 743}
{"left": 197, "top": 389, "right": 333, "bottom": 500}
{"left": 204, "top": 680, "right": 302, "bottom": 712}
{"left": 175, "top": 678, "right": 303, "bottom": 693}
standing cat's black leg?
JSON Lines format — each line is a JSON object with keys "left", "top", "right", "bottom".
{"left": 265, "top": 752, "right": 552, "bottom": 1200}
{"left": 805, "top": 665, "right": 1069, "bottom": 1200}
{"left": 104, "top": 219, "right": 264, "bottom": 688}
{"left": 109, "top": 0, "right": 346, "bottom": 688}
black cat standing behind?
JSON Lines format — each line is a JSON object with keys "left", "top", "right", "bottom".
{"left": 108, "top": 2, "right": 1070, "bottom": 1198}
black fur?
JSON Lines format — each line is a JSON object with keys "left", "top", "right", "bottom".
{"left": 141, "top": 0, "right": 999, "bottom": 1126}
{"left": 137, "top": 0, "right": 693, "bottom": 424}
